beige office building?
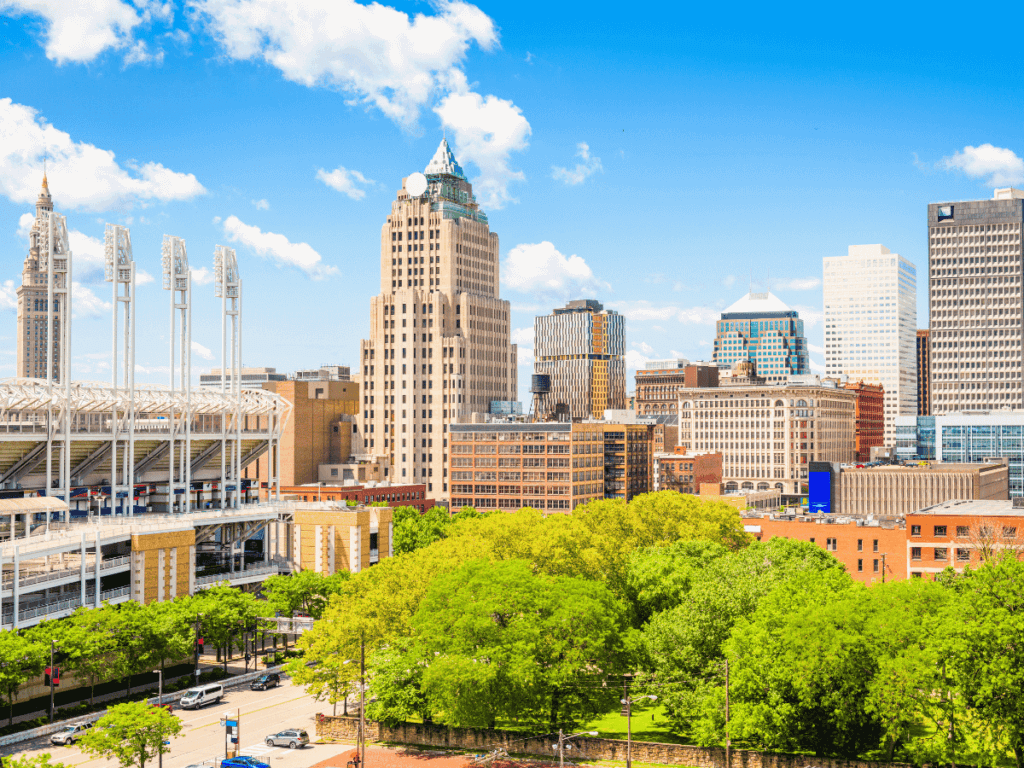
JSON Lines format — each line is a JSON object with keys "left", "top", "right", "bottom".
{"left": 677, "top": 379, "right": 856, "bottom": 498}
{"left": 357, "top": 139, "right": 517, "bottom": 499}
{"left": 16, "top": 175, "right": 60, "bottom": 380}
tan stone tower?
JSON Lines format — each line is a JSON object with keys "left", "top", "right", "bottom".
{"left": 16, "top": 175, "right": 59, "bottom": 380}
{"left": 357, "top": 139, "right": 517, "bottom": 500}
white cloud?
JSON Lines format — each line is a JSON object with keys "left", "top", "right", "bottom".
{"left": 810, "top": 359, "right": 825, "bottom": 373}
{"left": 551, "top": 142, "right": 602, "bottom": 186}
{"left": 136, "top": 270, "right": 155, "bottom": 285}
{"left": 67, "top": 229, "right": 106, "bottom": 277}
{"left": 220, "top": 215, "right": 339, "bottom": 280}
{"left": 625, "top": 350, "right": 650, "bottom": 370}
{"left": 190, "top": 0, "right": 497, "bottom": 128}
{"left": 510, "top": 327, "right": 534, "bottom": 346}
{"left": 610, "top": 301, "right": 719, "bottom": 326}
{"left": 941, "top": 144, "right": 1024, "bottom": 187}
{"left": 633, "top": 341, "right": 656, "bottom": 356}
{"left": 809, "top": 343, "right": 825, "bottom": 355}
{"left": 501, "top": 241, "right": 606, "bottom": 298}
{"left": 191, "top": 340, "right": 214, "bottom": 361}
{"left": 72, "top": 282, "right": 112, "bottom": 317}
{"left": 16, "top": 212, "right": 34, "bottom": 240}
{"left": 793, "top": 305, "right": 823, "bottom": 328}
{"left": 190, "top": 266, "right": 215, "bottom": 286}
{"left": 516, "top": 345, "right": 534, "bottom": 366}
{"left": 252, "top": 198, "right": 269, "bottom": 210}
{"left": 0, "top": 0, "right": 142, "bottom": 64}
{"left": 316, "top": 167, "right": 374, "bottom": 200}
{"left": 0, "top": 279, "right": 16, "bottom": 310}
{"left": 0, "top": 98, "right": 206, "bottom": 212}
{"left": 773, "top": 277, "right": 821, "bottom": 291}
{"left": 123, "top": 39, "right": 164, "bottom": 66}
{"left": 722, "top": 274, "right": 737, "bottom": 288}
{"left": 435, "top": 75, "right": 531, "bottom": 210}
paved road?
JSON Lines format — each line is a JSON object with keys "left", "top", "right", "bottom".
{"left": 7, "top": 678, "right": 339, "bottom": 768}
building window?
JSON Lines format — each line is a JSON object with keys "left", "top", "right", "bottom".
{"left": 857, "top": 539, "right": 863, "bottom": 552}
{"left": 956, "top": 525, "right": 969, "bottom": 538}
{"left": 1003, "top": 526, "right": 1018, "bottom": 538}
{"left": 873, "top": 559, "right": 879, "bottom": 573}
{"left": 857, "top": 559, "right": 863, "bottom": 572}
{"left": 911, "top": 525, "right": 921, "bottom": 537}
{"left": 934, "top": 547, "right": 948, "bottom": 561}
{"left": 873, "top": 539, "right": 879, "bottom": 552}
{"left": 956, "top": 548, "right": 970, "bottom": 562}
{"left": 933, "top": 525, "right": 947, "bottom": 537}
{"left": 911, "top": 547, "right": 922, "bottom": 560}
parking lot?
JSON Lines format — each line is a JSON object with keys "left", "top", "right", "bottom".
{"left": 8, "top": 677, "right": 330, "bottom": 768}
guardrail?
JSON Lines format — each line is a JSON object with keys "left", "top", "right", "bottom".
{"left": 195, "top": 562, "right": 281, "bottom": 586}
{"left": 1, "top": 556, "right": 131, "bottom": 591}
{"left": 0, "top": 586, "right": 131, "bottom": 628}
{"left": 0, "top": 664, "right": 288, "bottom": 749}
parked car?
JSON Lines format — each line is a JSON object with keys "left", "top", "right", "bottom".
{"left": 221, "top": 758, "right": 270, "bottom": 768}
{"left": 152, "top": 701, "right": 174, "bottom": 713}
{"left": 264, "top": 729, "right": 310, "bottom": 749}
{"left": 50, "top": 723, "right": 91, "bottom": 746}
{"left": 179, "top": 683, "right": 224, "bottom": 709}
{"left": 250, "top": 673, "right": 280, "bottom": 691}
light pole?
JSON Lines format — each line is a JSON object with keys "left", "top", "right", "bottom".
{"left": 552, "top": 730, "right": 597, "bottom": 768}
{"left": 155, "top": 669, "right": 164, "bottom": 768}
{"left": 620, "top": 693, "right": 657, "bottom": 768}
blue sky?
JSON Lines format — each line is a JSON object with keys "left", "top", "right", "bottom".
{"left": 1, "top": 1, "right": 1022, "bottom": 397}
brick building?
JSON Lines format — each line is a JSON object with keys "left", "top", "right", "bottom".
{"left": 278, "top": 483, "right": 433, "bottom": 512}
{"left": 448, "top": 420, "right": 653, "bottom": 513}
{"left": 654, "top": 447, "right": 723, "bottom": 493}
{"left": 905, "top": 499, "right": 1024, "bottom": 577}
{"left": 843, "top": 381, "right": 885, "bottom": 461}
{"left": 635, "top": 361, "right": 718, "bottom": 416}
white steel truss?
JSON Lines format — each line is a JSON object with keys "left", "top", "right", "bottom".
{"left": 215, "top": 245, "right": 241, "bottom": 509}
{"left": 162, "top": 235, "right": 191, "bottom": 514}
{"left": 105, "top": 225, "right": 135, "bottom": 515}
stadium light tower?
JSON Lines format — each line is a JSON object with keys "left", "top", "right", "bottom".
{"left": 105, "top": 225, "right": 136, "bottom": 515}
{"left": 162, "top": 236, "right": 191, "bottom": 514}
{"left": 40, "top": 209, "right": 72, "bottom": 508}
{"left": 214, "top": 245, "right": 241, "bottom": 509}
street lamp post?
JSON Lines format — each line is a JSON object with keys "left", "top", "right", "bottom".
{"left": 155, "top": 670, "right": 164, "bottom": 768}
{"left": 552, "top": 730, "right": 598, "bottom": 768}
{"left": 620, "top": 693, "right": 657, "bottom": 768}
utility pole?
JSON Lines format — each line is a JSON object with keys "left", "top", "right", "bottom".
{"left": 620, "top": 686, "right": 656, "bottom": 768}
{"left": 48, "top": 639, "right": 55, "bottom": 723}
{"left": 725, "top": 660, "right": 731, "bottom": 768}
{"left": 558, "top": 729, "right": 564, "bottom": 768}
{"left": 881, "top": 552, "right": 887, "bottom": 584}
{"left": 194, "top": 614, "right": 202, "bottom": 680}
{"left": 155, "top": 670, "right": 164, "bottom": 768}
{"left": 359, "top": 633, "right": 366, "bottom": 768}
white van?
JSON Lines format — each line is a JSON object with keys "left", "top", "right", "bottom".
{"left": 179, "top": 683, "right": 224, "bottom": 709}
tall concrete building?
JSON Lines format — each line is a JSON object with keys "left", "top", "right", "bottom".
{"left": 713, "top": 291, "right": 809, "bottom": 382}
{"left": 823, "top": 244, "right": 917, "bottom": 444}
{"left": 917, "top": 329, "right": 931, "bottom": 416}
{"left": 357, "top": 139, "right": 517, "bottom": 499}
{"left": 928, "top": 188, "right": 1024, "bottom": 413}
{"left": 534, "top": 299, "right": 625, "bottom": 420}
{"left": 16, "top": 175, "right": 60, "bottom": 380}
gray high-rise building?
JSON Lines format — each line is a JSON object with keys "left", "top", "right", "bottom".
{"left": 534, "top": 299, "right": 625, "bottom": 420}
{"left": 16, "top": 174, "right": 60, "bottom": 380}
{"left": 928, "top": 188, "right": 1024, "bottom": 413}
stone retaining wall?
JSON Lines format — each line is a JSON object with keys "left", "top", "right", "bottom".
{"left": 315, "top": 715, "right": 912, "bottom": 768}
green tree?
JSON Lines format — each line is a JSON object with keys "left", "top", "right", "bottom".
{"left": 79, "top": 701, "right": 182, "bottom": 768}
{"left": 262, "top": 569, "right": 349, "bottom": 620}
{"left": 188, "top": 586, "right": 266, "bottom": 670}
{"left": 288, "top": 604, "right": 361, "bottom": 715}
{"left": 947, "top": 557, "right": 1024, "bottom": 768}
{"left": 50, "top": 604, "right": 121, "bottom": 705}
{"left": 402, "top": 559, "right": 627, "bottom": 729}
{"left": 5, "top": 754, "right": 67, "bottom": 768}
{"left": 0, "top": 631, "right": 45, "bottom": 725}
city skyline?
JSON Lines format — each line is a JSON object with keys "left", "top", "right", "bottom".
{"left": 1, "top": 3, "right": 1023, "bottom": 400}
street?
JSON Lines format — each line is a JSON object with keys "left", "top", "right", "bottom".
{"left": 7, "top": 678, "right": 337, "bottom": 768}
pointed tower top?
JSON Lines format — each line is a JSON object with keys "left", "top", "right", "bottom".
{"left": 425, "top": 137, "right": 466, "bottom": 180}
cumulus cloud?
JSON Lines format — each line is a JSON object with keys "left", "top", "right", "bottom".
{"left": 190, "top": 0, "right": 496, "bottom": 127}
{"left": 941, "top": 144, "right": 1024, "bottom": 187}
{"left": 191, "top": 340, "right": 214, "bottom": 361}
{"left": 220, "top": 215, "right": 339, "bottom": 280}
{"left": 435, "top": 74, "right": 531, "bottom": 209}
{"left": 625, "top": 350, "right": 651, "bottom": 370}
{"left": 252, "top": 198, "right": 269, "bottom": 210}
{"left": 67, "top": 229, "right": 106, "bottom": 279}
{"left": 316, "top": 167, "right": 374, "bottom": 200}
{"left": 123, "top": 39, "right": 164, "bottom": 66}
{"left": 190, "top": 266, "right": 215, "bottom": 286}
{"left": 510, "top": 327, "right": 534, "bottom": 346}
{"left": 16, "top": 212, "right": 34, "bottom": 240}
{"left": 551, "top": 142, "right": 602, "bottom": 186}
{"left": 72, "top": 282, "right": 112, "bottom": 317}
{"left": 633, "top": 341, "right": 656, "bottom": 356}
{"left": 136, "top": 270, "right": 155, "bottom": 285}
{"left": 0, "top": 98, "right": 206, "bottom": 212}
{"left": 0, "top": 279, "right": 16, "bottom": 310}
{"left": 501, "top": 241, "right": 607, "bottom": 298}
{"left": 808, "top": 343, "right": 825, "bottom": 355}
{"left": 0, "top": 0, "right": 143, "bottom": 64}
{"left": 792, "top": 305, "right": 823, "bottom": 328}
{"left": 773, "top": 277, "right": 821, "bottom": 291}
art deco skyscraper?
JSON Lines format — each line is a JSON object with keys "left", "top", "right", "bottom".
{"left": 928, "top": 189, "right": 1024, "bottom": 413}
{"left": 713, "top": 291, "right": 810, "bottom": 382}
{"left": 358, "top": 139, "right": 517, "bottom": 499}
{"left": 823, "top": 244, "right": 917, "bottom": 444}
{"left": 534, "top": 299, "right": 625, "bottom": 420}
{"left": 16, "top": 175, "right": 60, "bottom": 380}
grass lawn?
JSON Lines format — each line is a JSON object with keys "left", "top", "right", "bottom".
{"left": 580, "top": 703, "right": 688, "bottom": 745}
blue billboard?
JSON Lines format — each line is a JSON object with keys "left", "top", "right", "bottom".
{"left": 808, "top": 471, "right": 832, "bottom": 514}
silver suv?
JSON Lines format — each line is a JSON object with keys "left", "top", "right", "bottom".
{"left": 51, "top": 723, "right": 91, "bottom": 746}
{"left": 264, "top": 729, "right": 309, "bottom": 749}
